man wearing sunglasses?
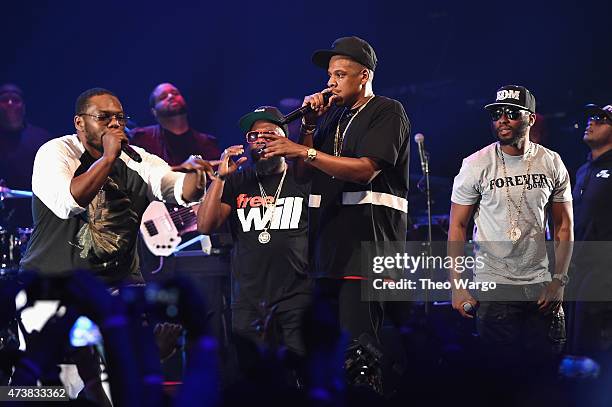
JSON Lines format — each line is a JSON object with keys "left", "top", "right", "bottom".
{"left": 20, "top": 87, "right": 216, "bottom": 287}
{"left": 449, "top": 85, "right": 573, "bottom": 360}
{"left": 570, "top": 104, "right": 612, "bottom": 357}
{"left": 197, "top": 106, "right": 312, "bottom": 367}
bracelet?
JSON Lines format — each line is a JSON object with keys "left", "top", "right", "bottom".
{"left": 300, "top": 122, "right": 317, "bottom": 132}
{"left": 301, "top": 117, "right": 313, "bottom": 126}
{"left": 213, "top": 170, "right": 227, "bottom": 181}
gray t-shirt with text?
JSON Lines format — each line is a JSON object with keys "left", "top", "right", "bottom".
{"left": 451, "top": 142, "right": 572, "bottom": 284}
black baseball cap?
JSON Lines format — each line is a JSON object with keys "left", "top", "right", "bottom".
{"left": 238, "top": 106, "right": 289, "bottom": 136}
{"left": 585, "top": 104, "right": 612, "bottom": 122}
{"left": 484, "top": 85, "right": 536, "bottom": 113}
{"left": 312, "top": 36, "right": 377, "bottom": 71}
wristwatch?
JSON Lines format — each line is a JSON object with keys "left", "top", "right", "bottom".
{"left": 304, "top": 148, "right": 317, "bottom": 162}
{"left": 552, "top": 274, "right": 569, "bottom": 286}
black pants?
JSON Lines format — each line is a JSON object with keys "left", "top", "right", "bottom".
{"left": 315, "top": 278, "right": 385, "bottom": 342}
{"left": 570, "top": 269, "right": 612, "bottom": 356}
{"left": 476, "top": 282, "right": 565, "bottom": 358}
{"left": 232, "top": 304, "right": 308, "bottom": 356}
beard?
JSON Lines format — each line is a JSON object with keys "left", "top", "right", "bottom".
{"left": 155, "top": 104, "right": 188, "bottom": 118}
{"left": 494, "top": 120, "right": 530, "bottom": 148}
{"left": 255, "top": 156, "right": 284, "bottom": 175}
{"left": 250, "top": 147, "right": 284, "bottom": 175}
{"left": 84, "top": 123, "right": 104, "bottom": 153}
{"left": 0, "top": 109, "right": 25, "bottom": 132}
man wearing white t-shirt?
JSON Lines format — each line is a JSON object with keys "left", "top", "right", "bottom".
{"left": 21, "top": 87, "right": 215, "bottom": 284}
{"left": 448, "top": 85, "right": 573, "bottom": 356}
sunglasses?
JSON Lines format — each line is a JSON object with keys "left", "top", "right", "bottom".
{"left": 79, "top": 112, "right": 130, "bottom": 126}
{"left": 588, "top": 115, "right": 611, "bottom": 125}
{"left": 245, "top": 130, "right": 277, "bottom": 143}
{"left": 490, "top": 106, "right": 528, "bottom": 121}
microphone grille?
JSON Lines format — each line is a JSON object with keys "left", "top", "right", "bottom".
{"left": 462, "top": 302, "right": 474, "bottom": 313}
{"left": 414, "top": 133, "right": 424, "bottom": 143}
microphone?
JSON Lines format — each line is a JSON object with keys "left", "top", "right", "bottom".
{"left": 462, "top": 302, "right": 474, "bottom": 313}
{"left": 281, "top": 92, "right": 334, "bottom": 125}
{"left": 122, "top": 143, "right": 142, "bottom": 163}
{"left": 414, "top": 133, "right": 428, "bottom": 174}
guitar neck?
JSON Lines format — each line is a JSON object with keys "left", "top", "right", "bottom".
{"left": 169, "top": 203, "right": 200, "bottom": 234}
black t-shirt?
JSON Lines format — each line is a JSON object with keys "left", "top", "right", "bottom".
{"left": 221, "top": 165, "right": 311, "bottom": 311}
{"left": 573, "top": 149, "right": 612, "bottom": 241}
{"left": 310, "top": 96, "right": 410, "bottom": 278}
{"left": 571, "top": 149, "right": 612, "bottom": 276}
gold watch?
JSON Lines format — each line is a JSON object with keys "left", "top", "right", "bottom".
{"left": 304, "top": 148, "right": 317, "bottom": 162}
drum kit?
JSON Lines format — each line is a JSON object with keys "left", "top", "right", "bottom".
{"left": 0, "top": 185, "right": 33, "bottom": 273}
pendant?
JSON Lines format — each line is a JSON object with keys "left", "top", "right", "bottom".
{"left": 258, "top": 231, "right": 271, "bottom": 244}
{"left": 509, "top": 226, "right": 521, "bottom": 243}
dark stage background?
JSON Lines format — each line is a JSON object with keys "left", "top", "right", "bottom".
{"left": 2, "top": 0, "right": 611, "bottom": 217}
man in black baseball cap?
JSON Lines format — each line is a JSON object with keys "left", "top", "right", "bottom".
{"left": 483, "top": 85, "right": 537, "bottom": 149}
{"left": 255, "top": 36, "right": 410, "bottom": 393}
{"left": 238, "top": 106, "right": 289, "bottom": 175}
{"left": 449, "top": 83, "right": 573, "bottom": 360}
{"left": 198, "top": 106, "right": 312, "bottom": 370}
{"left": 582, "top": 104, "right": 612, "bottom": 160}
{"left": 571, "top": 103, "right": 612, "bottom": 357}
{"left": 584, "top": 103, "right": 612, "bottom": 123}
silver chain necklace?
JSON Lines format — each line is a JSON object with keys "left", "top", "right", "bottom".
{"left": 333, "top": 95, "right": 375, "bottom": 157}
{"left": 255, "top": 166, "right": 287, "bottom": 244}
{"left": 497, "top": 143, "right": 534, "bottom": 243}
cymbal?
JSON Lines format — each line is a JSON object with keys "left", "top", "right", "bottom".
{"left": 0, "top": 186, "right": 33, "bottom": 199}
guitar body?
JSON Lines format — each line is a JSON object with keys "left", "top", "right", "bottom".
{"left": 140, "top": 201, "right": 200, "bottom": 257}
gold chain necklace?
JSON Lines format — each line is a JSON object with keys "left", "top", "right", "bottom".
{"left": 255, "top": 166, "right": 287, "bottom": 244}
{"left": 497, "top": 143, "right": 534, "bottom": 243}
{"left": 333, "top": 95, "right": 375, "bottom": 156}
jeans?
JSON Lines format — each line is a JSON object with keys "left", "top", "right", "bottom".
{"left": 476, "top": 282, "right": 566, "bottom": 357}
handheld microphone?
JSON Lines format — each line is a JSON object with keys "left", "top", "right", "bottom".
{"left": 462, "top": 302, "right": 478, "bottom": 315}
{"left": 281, "top": 92, "right": 334, "bottom": 125}
{"left": 122, "top": 143, "right": 142, "bottom": 163}
{"left": 414, "top": 133, "right": 428, "bottom": 174}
